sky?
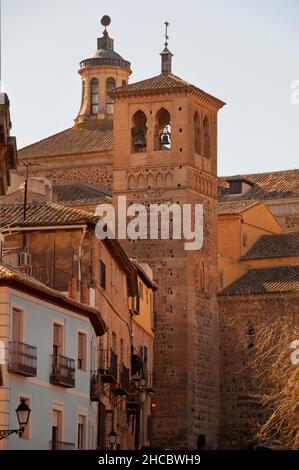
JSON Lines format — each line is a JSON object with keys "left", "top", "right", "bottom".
{"left": 1, "top": 0, "right": 298, "bottom": 176}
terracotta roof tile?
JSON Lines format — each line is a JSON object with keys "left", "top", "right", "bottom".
{"left": 0, "top": 202, "right": 99, "bottom": 228}
{"left": 18, "top": 126, "right": 113, "bottom": 159}
{"left": 218, "top": 200, "right": 260, "bottom": 215}
{"left": 54, "top": 183, "right": 112, "bottom": 207}
{"left": 218, "top": 169, "right": 299, "bottom": 201}
{"left": 219, "top": 265, "right": 299, "bottom": 295}
{"left": 241, "top": 232, "right": 299, "bottom": 260}
{"left": 0, "top": 262, "right": 106, "bottom": 335}
{"left": 110, "top": 73, "right": 225, "bottom": 108}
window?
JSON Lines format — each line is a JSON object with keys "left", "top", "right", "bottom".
{"left": 106, "top": 77, "right": 115, "bottom": 114}
{"left": 51, "top": 408, "right": 63, "bottom": 450}
{"left": 53, "top": 323, "right": 63, "bottom": 365}
{"left": 19, "top": 396, "right": 31, "bottom": 440}
{"left": 100, "top": 260, "right": 106, "bottom": 289}
{"left": 203, "top": 116, "right": 210, "bottom": 159}
{"left": 194, "top": 111, "right": 201, "bottom": 154}
{"left": 12, "top": 307, "right": 23, "bottom": 343}
{"left": 90, "top": 78, "right": 99, "bottom": 115}
{"left": 131, "top": 110, "right": 147, "bottom": 152}
{"left": 138, "top": 282, "right": 143, "bottom": 300}
{"left": 77, "top": 414, "right": 86, "bottom": 450}
{"left": 154, "top": 108, "right": 171, "bottom": 150}
{"left": 242, "top": 232, "right": 248, "bottom": 248}
{"left": 77, "top": 332, "right": 87, "bottom": 370}
{"left": 120, "top": 338, "right": 124, "bottom": 365}
{"left": 112, "top": 332, "right": 117, "bottom": 353}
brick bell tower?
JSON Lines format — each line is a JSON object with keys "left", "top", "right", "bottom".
{"left": 110, "top": 23, "right": 225, "bottom": 449}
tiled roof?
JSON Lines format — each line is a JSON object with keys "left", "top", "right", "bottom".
{"left": 218, "top": 169, "right": 299, "bottom": 201}
{"left": 110, "top": 73, "right": 225, "bottom": 108}
{"left": 0, "top": 202, "right": 138, "bottom": 296}
{"left": 54, "top": 183, "right": 112, "bottom": 207}
{"left": 241, "top": 232, "right": 299, "bottom": 260}
{"left": 0, "top": 262, "right": 106, "bottom": 335}
{"left": 219, "top": 265, "right": 299, "bottom": 296}
{"left": 0, "top": 202, "right": 99, "bottom": 228}
{"left": 18, "top": 126, "right": 113, "bottom": 159}
{"left": 218, "top": 200, "right": 259, "bottom": 215}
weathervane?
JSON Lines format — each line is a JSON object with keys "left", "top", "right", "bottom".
{"left": 164, "top": 21, "right": 169, "bottom": 47}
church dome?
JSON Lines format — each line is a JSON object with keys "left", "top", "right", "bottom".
{"left": 80, "top": 20, "right": 131, "bottom": 71}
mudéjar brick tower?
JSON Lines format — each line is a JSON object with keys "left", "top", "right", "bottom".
{"left": 110, "top": 22, "right": 225, "bottom": 448}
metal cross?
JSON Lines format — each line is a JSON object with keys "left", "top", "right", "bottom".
{"left": 164, "top": 21, "right": 169, "bottom": 46}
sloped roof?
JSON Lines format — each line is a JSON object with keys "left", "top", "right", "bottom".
{"left": 54, "top": 183, "right": 112, "bottom": 207}
{"left": 218, "top": 169, "right": 299, "bottom": 202}
{"left": 110, "top": 73, "right": 225, "bottom": 108}
{"left": 0, "top": 202, "right": 137, "bottom": 296}
{"left": 219, "top": 265, "right": 299, "bottom": 296}
{"left": 0, "top": 262, "right": 106, "bottom": 335}
{"left": 0, "top": 202, "right": 99, "bottom": 228}
{"left": 241, "top": 232, "right": 299, "bottom": 260}
{"left": 218, "top": 200, "right": 260, "bottom": 215}
{"left": 18, "top": 126, "right": 113, "bottom": 159}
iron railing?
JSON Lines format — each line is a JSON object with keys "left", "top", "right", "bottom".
{"left": 90, "top": 371, "right": 101, "bottom": 401}
{"left": 50, "top": 441, "right": 75, "bottom": 450}
{"left": 50, "top": 354, "right": 75, "bottom": 388}
{"left": 99, "top": 349, "right": 118, "bottom": 383}
{"left": 8, "top": 341, "right": 37, "bottom": 377}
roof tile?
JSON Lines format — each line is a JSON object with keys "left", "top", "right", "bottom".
{"left": 241, "top": 232, "right": 299, "bottom": 260}
{"left": 219, "top": 265, "right": 299, "bottom": 295}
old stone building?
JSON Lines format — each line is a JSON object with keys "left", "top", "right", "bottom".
{"left": 9, "top": 15, "right": 299, "bottom": 449}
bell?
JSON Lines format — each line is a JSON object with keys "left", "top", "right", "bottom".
{"left": 161, "top": 130, "right": 170, "bottom": 146}
{"left": 133, "top": 131, "right": 146, "bottom": 148}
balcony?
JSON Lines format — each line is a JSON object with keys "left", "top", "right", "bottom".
{"left": 90, "top": 371, "right": 101, "bottom": 401}
{"left": 50, "top": 354, "right": 75, "bottom": 388}
{"left": 8, "top": 341, "right": 37, "bottom": 377}
{"left": 144, "top": 371, "right": 156, "bottom": 393}
{"left": 99, "top": 349, "right": 118, "bottom": 383}
{"left": 50, "top": 441, "right": 75, "bottom": 450}
{"left": 115, "top": 364, "right": 130, "bottom": 396}
{"left": 126, "top": 390, "right": 141, "bottom": 415}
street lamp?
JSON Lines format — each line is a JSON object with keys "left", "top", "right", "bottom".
{"left": 0, "top": 399, "right": 31, "bottom": 440}
{"left": 108, "top": 429, "right": 117, "bottom": 450}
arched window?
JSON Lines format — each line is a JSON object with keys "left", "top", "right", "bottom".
{"left": 106, "top": 77, "right": 115, "bottom": 114}
{"left": 194, "top": 111, "right": 201, "bottom": 154}
{"left": 80, "top": 80, "right": 85, "bottom": 112}
{"left": 154, "top": 108, "right": 171, "bottom": 151}
{"left": 90, "top": 78, "right": 99, "bottom": 115}
{"left": 131, "top": 110, "right": 147, "bottom": 153}
{"left": 203, "top": 116, "right": 210, "bottom": 159}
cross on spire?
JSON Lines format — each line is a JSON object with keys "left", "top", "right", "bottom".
{"left": 164, "top": 21, "right": 169, "bottom": 47}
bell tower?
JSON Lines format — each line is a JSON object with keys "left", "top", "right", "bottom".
{"left": 111, "top": 25, "right": 225, "bottom": 449}
{"left": 74, "top": 16, "right": 131, "bottom": 128}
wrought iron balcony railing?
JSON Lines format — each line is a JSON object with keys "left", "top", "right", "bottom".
{"left": 8, "top": 341, "right": 37, "bottom": 377}
{"left": 50, "top": 441, "right": 75, "bottom": 450}
{"left": 90, "top": 371, "right": 101, "bottom": 401}
{"left": 99, "top": 348, "right": 118, "bottom": 383}
{"left": 50, "top": 354, "right": 75, "bottom": 388}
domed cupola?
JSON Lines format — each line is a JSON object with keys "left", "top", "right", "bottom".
{"left": 74, "top": 16, "right": 131, "bottom": 128}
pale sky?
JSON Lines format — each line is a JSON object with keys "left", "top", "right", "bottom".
{"left": 1, "top": 0, "right": 298, "bottom": 176}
